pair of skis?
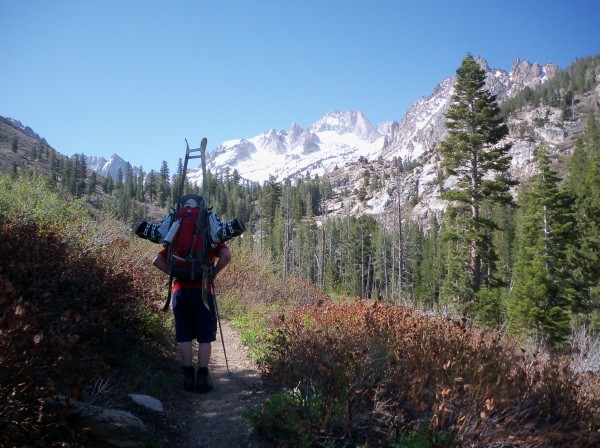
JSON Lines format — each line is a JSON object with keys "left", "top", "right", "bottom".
{"left": 164, "top": 137, "right": 229, "bottom": 373}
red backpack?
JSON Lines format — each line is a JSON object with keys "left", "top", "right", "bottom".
{"left": 167, "top": 194, "right": 209, "bottom": 281}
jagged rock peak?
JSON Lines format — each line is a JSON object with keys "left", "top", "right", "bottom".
{"left": 309, "top": 110, "right": 380, "bottom": 142}
{"left": 288, "top": 121, "right": 303, "bottom": 135}
{"left": 259, "top": 129, "right": 287, "bottom": 154}
{"left": 84, "top": 153, "right": 139, "bottom": 180}
{"left": 512, "top": 57, "right": 559, "bottom": 84}
{"left": 474, "top": 56, "right": 490, "bottom": 71}
{"left": 287, "top": 121, "right": 304, "bottom": 147}
{"left": 6, "top": 117, "right": 47, "bottom": 143}
{"left": 512, "top": 57, "right": 542, "bottom": 78}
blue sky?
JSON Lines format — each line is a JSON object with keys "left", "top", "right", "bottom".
{"left": 1, "top": 0, "right": 599, "bottom": 175}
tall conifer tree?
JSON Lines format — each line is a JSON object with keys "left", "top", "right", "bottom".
{"left": 566, "top": 117, "right": 600, "bottom": 317}
{"left": 509, "top": 147, "right": 576, "bottom": 347}
{"left": 157, "top": 161, "right": 170, "bottom": 207}
{"left": 439, "top": 54, "right": 516, "bottom": 302}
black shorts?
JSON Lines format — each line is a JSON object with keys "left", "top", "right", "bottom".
{"left": 172, "top": 288, "right": 217, "bottom": 343}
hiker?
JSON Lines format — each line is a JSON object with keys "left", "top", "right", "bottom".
{"left": 152, "top": 241, "right": 232, "bottom": 393}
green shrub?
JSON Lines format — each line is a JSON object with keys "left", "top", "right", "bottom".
{"left": 248, "top": 387, "right": 324, "bottom": 448}
{"left": 0, "top": 176, "right": 87, "bottom": 228}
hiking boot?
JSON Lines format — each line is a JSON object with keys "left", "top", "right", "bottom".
{"left": 182, "top": 366, "right": 195, "bottom": 392}
{"left": 195, "top": 367, "right": 213, "bottom": 393}
{"left": 134, "top": 221, "right": 162, "bottom": 243}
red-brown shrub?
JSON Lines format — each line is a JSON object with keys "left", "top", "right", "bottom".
{"left": 257, "top": 299, "right": 600, "bottom": 447}
{"left": 0, "top": 219, "right": 163, "bottom": 447}
{"left": 218, "top": 247, "right": 329, "bottom": 308}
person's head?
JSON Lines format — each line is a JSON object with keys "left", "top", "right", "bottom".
{"left": 180, "top": 194, "right": 203, "bottom": 208}
{"left": 183, "top": 198, "right": 198, "bottom": 208}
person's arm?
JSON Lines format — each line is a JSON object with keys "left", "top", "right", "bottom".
{"left": 152, "top": 251, "right": 170, "bottom": 275}
{"left": 212, "top": 246, "right": 232, "bottom": 279}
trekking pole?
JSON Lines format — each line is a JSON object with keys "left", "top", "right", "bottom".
{"left": 212, "top": 281, "right": 230, "bottom": 374}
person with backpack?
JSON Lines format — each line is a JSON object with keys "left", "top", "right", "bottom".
{"left": 152, "top": 195, "right": 232, "bottom": 393}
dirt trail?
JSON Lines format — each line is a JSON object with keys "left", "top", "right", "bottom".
{"left": 164, "top": 321, "right": 269, "bottom": 448}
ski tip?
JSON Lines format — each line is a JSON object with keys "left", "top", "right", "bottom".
{"left": 201, "top": 137, "right": 207, "bottom": 148}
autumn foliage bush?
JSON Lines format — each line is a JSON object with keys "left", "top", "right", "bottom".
{"left": 0, "top": 178, "right": 165, "bottom": 447}
{"left": 253, "top": 300, "right": 600, "bottom": 447}
{"left": 216, "top": 242, "right": 331, "bottom": 362}
{"left": 218, "top": 245, "right": 330, "bottom": 309}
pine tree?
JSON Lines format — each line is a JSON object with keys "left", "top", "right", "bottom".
{"left": 416, "top": 217, "right": 443, "bottom": 309}
{"left": 115, "top": 167, "right": 124, "bottom": 191}
{"left": 509, "top": 147, "right": 576, "bottom": 348}
{"left": 258, "top": 176, "right": 282, "bottom": 255}
{"left": 124, "top": 163, "right": 135, "bottom": 198}
{"left": 171, "top": 158, "right": 184, "bottom": 204}
{"left": 324, "top": 258, "right": 342, "bottom": 294}
{"left": 47, "top": 149, "right": 57, "bottom": 186}
{"left": 439, "top": 54, "right": 516, "bottom": 303}
{"left": 86, "top": 171, "right": 97, "bottom": 196}
{"left": 439, "top": 213, "right": 472, "bottom": 304}
{"left": 136, "top": 167, "right": 145, "bottom": 202}
{"left": 566, "top": 116, "right": 600, "bottom": 320}
{"left": 77, "top": 154, "right": 87, "bottom": 196}
{"left": 157, "top": 161, "right": 170, "bottom": 207}
{"left": 103, "top": 175, "right": 114, "bottom": 195}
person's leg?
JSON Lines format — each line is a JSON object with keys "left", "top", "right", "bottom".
{"left": 180, "top": 341, "right": 195, "bottom": 392}
{"left": 180, "top": 341, "right": 194, "bottom": 366}
{"left": 194, "top": 293, "right": 217, "bottom": 393}
{"left": 197, "top": 342, "right": 211, "bottom": 368}
{"left": 173, "top": 289, "right": 196, "bottom": 391}
{"left": 196, "top": 342, "right": 213, "bottom": 393}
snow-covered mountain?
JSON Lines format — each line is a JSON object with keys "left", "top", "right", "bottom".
{"left": 85, "top": 154, "right": 140, "bottom": 180}
{"left": 187, "top": 57, "right": 559, "bottom": 186}
{"left": 84, "top": 56, "right": 558, "bottom": 188}
{"left": 187, "top": 110, "right": 384, "bottom": 185}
